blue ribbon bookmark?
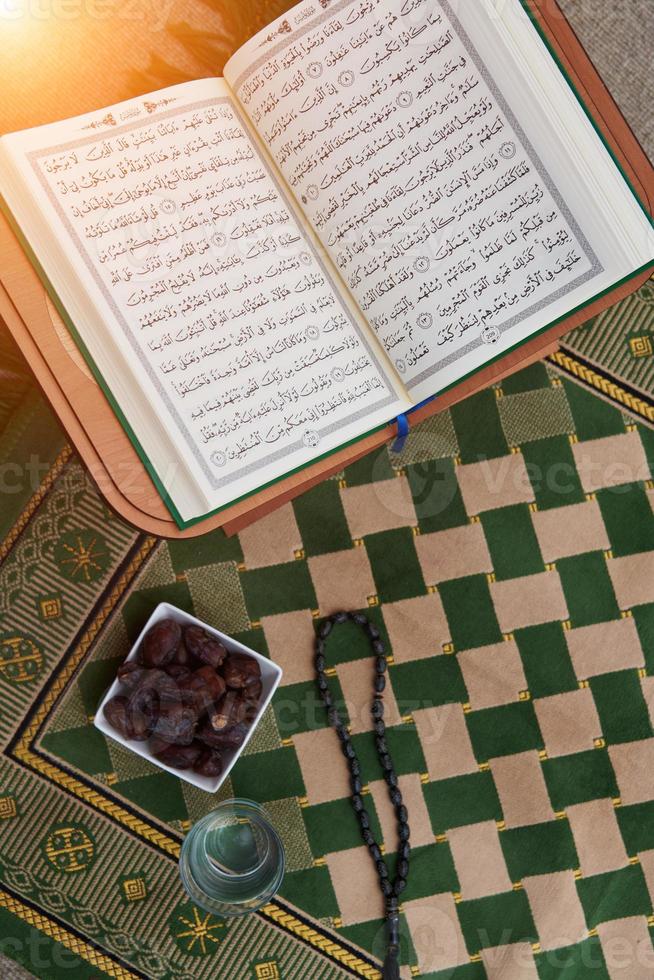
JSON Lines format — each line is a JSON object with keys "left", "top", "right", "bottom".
{"left": 391, "top": 413, "right": 410, "bottom": 453}
{"left": 391, "top": 394, "right": 438, "bottom": 454}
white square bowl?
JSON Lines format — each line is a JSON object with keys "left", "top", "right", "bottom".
{"left": 94, "top": 601, "right": 282, "bottom": 792}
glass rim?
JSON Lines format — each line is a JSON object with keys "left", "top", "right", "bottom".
{"left": 179, "top": 798, "right": 286, "bottom": 918}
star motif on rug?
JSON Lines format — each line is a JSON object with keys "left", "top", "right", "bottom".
{"left": 171, "top": 903, "right": 225, "bottom": 956}
{"left": 53, "top": 530, "right": 110, "bottom": 583}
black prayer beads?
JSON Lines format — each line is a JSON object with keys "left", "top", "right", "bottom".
{"left": 314, "top": 611, "right": 410, "bottom": 980}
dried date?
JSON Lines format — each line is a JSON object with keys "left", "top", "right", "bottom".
{"left": 148, "top": 734, "right": 174, "bottom": 756}
{"left": 207, "top": 691, "right": 249, "bottom": 733}
{"left": 139, "top": 618, "right": 181, "bottom": 668}
{"left": 117, "top": 662, "right": 148, "bottom": 692}
{"left": 179, "top": 666, "right": 226, "bottom": 713}
{"left": 152, "top": 702, "right": 197, "bottom": 746}
{"left": 183, "top": 625, "right": 228, "bottom": 670}
{"left": 198, "top": 720, "right": 248, "bottom": 751}
{"left": 171, "top": 638, "right": 193, "bottom": 667}
{"left": 245, "top": 679, "right": 263, "bottom": 702}
{"left": 193, "top": 749, "right": 224, "bottom": 778}
{"left": 128, "top": 680, "right": 161, "bottom": 737}
{"left": 138, "top": 668, "right": 182, "bottom": 703}
{"left": 104, "top": 696, "right": 135, "bottom": 739}
{"left": 195, "top": 665, "right": 227, "bottom": 703}
{"left": 104, "top": 695, "right": 152, "bottom": 741}
{"left": 223, "top": 654, "right": 261, "bottom": 690}
{"left": 154, "top": 741, "right": 202, "bottom": 770}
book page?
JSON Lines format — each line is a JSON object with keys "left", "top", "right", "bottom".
{"left": 225, "top": 0, "right": 637, "bottom": 402}
{"left": 0, "top": 78, "right": 405, "bottom": 522}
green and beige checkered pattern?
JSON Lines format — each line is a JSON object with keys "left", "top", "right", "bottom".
{"left": 29, "top": 361, "right": 654, "bottom": 979}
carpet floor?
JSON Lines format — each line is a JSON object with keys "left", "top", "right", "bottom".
{"left": 1, "top": 2, "right": 654, "bottom": 979}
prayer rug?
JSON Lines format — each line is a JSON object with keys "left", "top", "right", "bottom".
{"left": 3, "top": 355, "right": 654, "bottom": 979}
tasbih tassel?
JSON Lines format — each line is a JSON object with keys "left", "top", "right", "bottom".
{"left": 382, "top": 947, "right": 400, "bottom": 980}
{"left": 314, "top": 611, "right": 410, "bottom": 978}
{"left": 382, "top": 905, "right": 401, "bottom": 980}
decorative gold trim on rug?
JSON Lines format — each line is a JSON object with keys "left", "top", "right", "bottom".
{"left": 0, "top": 888, "right": 139, "bottom": 980}
{"left": 12, "top": 534, "right": 382, "bottom": 979}
{"left": 13, "top": 535, "right": 182, "bottom": 857}
{"left": 549, "top": 350, "right": 654, "bottom": 423}
{"left": 260, "top": 904, "right": 381, "bottom": 980}
{"left": 0, "top": 444, "right": 73, "bottom": 563}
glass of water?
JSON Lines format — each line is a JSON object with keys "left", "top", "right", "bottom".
{"left": 179, "top": 799, "right": 285, "bottom": 917}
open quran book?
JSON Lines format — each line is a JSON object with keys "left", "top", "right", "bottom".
{"left": 1, "top": 0, "right": 653, "bottom": 528}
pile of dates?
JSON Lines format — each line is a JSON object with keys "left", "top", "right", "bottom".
{"left": 103, "top": 618, "right": 262, "bottom": 778}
